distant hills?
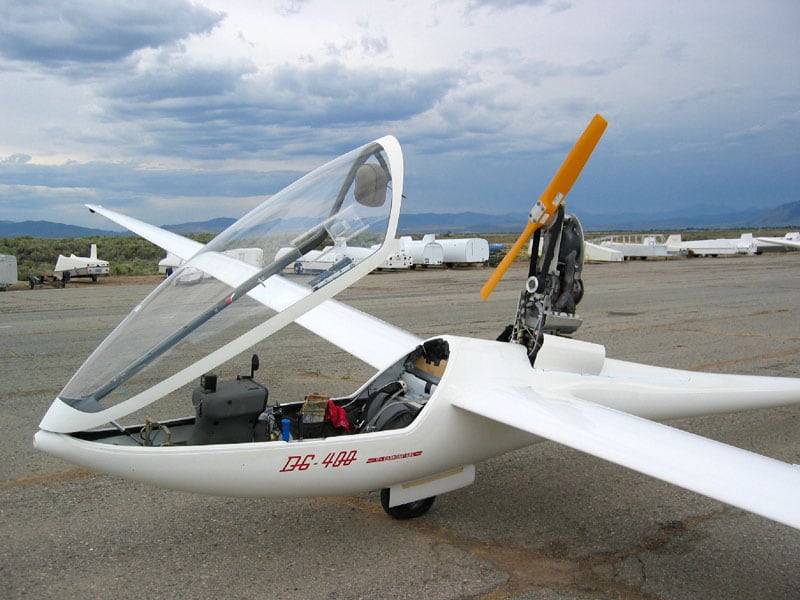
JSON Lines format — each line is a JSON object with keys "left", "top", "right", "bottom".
{"left": 752, "top": 201, "right": 800, "bottom": 228}
{"left": 0, "top": 218, "right": 239, "bottom": 239}
{"left": 2, "top": 201, "right": 799, "bottom": 239}
{"left": 407, "top": 207, "right": 798, "bottom": 233}
{"left": 0, "top": 220, "right": 126, "bottom": 239}
{"left": 161, "top": 217, "right": 237, "bottom": 235}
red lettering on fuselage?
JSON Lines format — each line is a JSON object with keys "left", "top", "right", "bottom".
{"left": 365, "top": 450, "right": 423, "bottom": 464}
{"left": 278, "top": 450, "right": 358, "bottom": 473}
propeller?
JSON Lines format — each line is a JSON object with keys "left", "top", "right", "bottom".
{"left": 480, "top": 114, "right": 608, "bottom": 300}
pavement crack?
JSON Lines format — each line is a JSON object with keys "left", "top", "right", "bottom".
{"left": 333, "top": 496, "right": 723, "bottom": 600}
{"left": 574, "top": 512, "right": 722, "bottom": 600}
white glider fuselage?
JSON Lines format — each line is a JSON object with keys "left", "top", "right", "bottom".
{"left": 34, "top": 333, "right": 800, "bottom": 508}
{"left": 33, "top": 337, "right": 532, "bottom": 498}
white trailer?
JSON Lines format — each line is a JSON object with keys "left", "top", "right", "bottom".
{"left": 595, "top": 235, "right": 674, "bottom": 260}
{"left": 399, "top": 235, "right": 444, "bottom": 267}
{"left": 437, "top": 237, "right": 490, "bottom": 266}
{"left": 372, "top": 241, "right": 413, "bottom": 270}
{"left": 169, "top": 247, "right": 264, "bottom": 284}
{"left": 158, "top": 252, "right": 183, "bottom": 274}
{"left": 292, "top": 239, "right": 369, "bottom": 273}
{"left": 678, "top": 233, "right": 759, "bottom": 257}
{"left": 584, "top": 241, "right": 623, "bottom": 263}
{"left": 0, "top": 254, "right": 17, "bottom": 290}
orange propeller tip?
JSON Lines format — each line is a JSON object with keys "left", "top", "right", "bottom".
{"left": 480, "top": 114, "right": 608, "bottom": 301}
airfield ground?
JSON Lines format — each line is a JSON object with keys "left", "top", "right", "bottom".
{"left": 2, "top": 254, "right": 800, "bottom": 599}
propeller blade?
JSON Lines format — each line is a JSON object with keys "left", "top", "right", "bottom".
{"left": 480, "top": 114, "right": 607, "bottom": 301}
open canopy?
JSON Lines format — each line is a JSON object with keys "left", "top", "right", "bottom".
{"left": 42, "top": 137, "right": 403, "bottom": 433}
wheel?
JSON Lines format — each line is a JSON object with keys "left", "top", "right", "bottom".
{"left": 573, "top": 279, "right": 584, "bottom": 304}
{"left": 293, "top": 262, "right": 304, "bottom": 274}
{"left": 380, "top": 488, "right": 435, "bottom": 520}
{"left": 91, "top": 275, "right": 97, "bottom": 282}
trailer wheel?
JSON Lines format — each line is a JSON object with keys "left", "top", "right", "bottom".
{"left": 380, "top": 488, "right": 435, "bottom": 520}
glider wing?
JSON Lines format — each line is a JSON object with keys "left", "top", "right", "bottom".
{"left": 452, "top": 385, "right": 800, "bottom": 529}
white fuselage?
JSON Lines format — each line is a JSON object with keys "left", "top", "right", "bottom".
{"left": 33, "top": 334, "right": 800, "bottom": 499}
{"left": 33, "top": 337, "right": 532, "bottom": 497}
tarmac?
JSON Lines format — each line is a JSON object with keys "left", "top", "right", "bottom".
{"left": 2, "top": 253, "right": 800, "bottom": 599}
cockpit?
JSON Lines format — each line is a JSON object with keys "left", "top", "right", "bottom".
{"left": 74, "top": 338, "right": 450, "bottom": 447}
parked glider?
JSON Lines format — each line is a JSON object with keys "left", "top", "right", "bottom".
{"left": 35, "top": 119, "right": 800, "bottom": 528}
{"left": 757, "top": 232, "right": 800, "bottom": 251}
{"left": 53, "top": 243, "right": 110, "bottom": 282}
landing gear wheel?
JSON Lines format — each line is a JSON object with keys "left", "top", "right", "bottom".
{"left": 573, "top": 279, "right": 584, "bottom": 304}
{"left": 380, "top": 488, "right": 435, "bottom": 520}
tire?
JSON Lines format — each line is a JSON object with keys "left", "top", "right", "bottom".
{"left": 380, "top": 488, "right": 435, "bottom": 520}
{"left": 573, "top": 279, "right": 584, "bottom": 304}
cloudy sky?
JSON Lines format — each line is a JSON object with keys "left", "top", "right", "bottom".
{"left": 1, "top": 0, "right": 798, "bottom": 228}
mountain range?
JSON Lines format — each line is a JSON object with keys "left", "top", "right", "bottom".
{"left": 2, "top": 202, "right": 799, "bottom": 239}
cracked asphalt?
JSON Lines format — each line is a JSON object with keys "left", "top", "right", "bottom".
{"left": 2, "top": 253, "right": 800, "bottom": 599}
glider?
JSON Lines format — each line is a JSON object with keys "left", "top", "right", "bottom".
{"left": 35, "top": 120, "right": 800, "bottom": 528}
{"left": 757, "top": 232, "right": 800, "bottom": 251}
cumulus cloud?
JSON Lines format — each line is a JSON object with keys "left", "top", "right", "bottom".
{"left": 1, "top": 153, "right": 32, "bottom": 164}
{"left": 0, "top": 0, "right": 224, "bottom": 67}
{"left": 92, "top": 59, "right": 461, "bottom": 159}
{"left": 103, "top": 61, "right": 254, "bottom": 103}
